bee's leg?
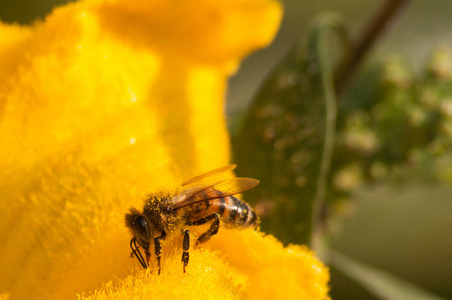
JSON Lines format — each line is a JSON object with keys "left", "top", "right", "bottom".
{"left": 145, "top": 248, "right": 151, "bottom": 268}
{"left": 154, "top": 231, "right": 166, "bottom": 275}
{"left": 190, "top": 213, "right": 220, "bottom": 244}
{"left": 182, "top": 230, "right": 190, "bottom": 273}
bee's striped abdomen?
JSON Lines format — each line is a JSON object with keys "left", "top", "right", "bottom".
{"left": 186, "top": 193, "right": 258, "bottom": 228}
{"left": 222, "top": 196, "right": 257, "bottom": 228}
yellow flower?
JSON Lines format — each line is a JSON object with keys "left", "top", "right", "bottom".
{"left": 0, "top": 0, "right": 329, "bottom": 299}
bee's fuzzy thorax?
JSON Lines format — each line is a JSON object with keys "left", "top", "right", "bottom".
{"left": 140, "top": 190, "right": 178, "bottom": 234}
{"left": 144, "top": 190, "right": 175, "bottom": 204}
{"left": 143, "top": 190, "right": 176, "bottom": 219}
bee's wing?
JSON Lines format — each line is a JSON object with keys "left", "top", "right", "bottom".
{"left": 181, "top": 164, "right": 237, "bottom": 188}
{"left": 170, "top": 177, "right": 259, "bottom": 211}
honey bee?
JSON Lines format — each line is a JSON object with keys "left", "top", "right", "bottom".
{"left": 125, "top": 165, "right": 259, "bottom": 274}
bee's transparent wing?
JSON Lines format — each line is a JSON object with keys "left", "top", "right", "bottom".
{"left": 170, "top": 177, "right": 259, "bottom": 211}
{"left": 181, "top": 164, "right": 237, "bottom": 188}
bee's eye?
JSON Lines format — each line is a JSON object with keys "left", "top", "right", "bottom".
{"left": 133, "top": 216, "right": 150, "bottom": 240}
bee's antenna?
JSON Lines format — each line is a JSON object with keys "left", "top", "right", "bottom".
{"left": 130, "top": 238, "right": 147, "bottom": 269}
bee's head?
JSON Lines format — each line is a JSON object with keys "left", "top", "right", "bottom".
{"left": 125, "top": 208, "right": 153, "bottom": 250}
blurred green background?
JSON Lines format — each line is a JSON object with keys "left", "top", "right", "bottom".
{"left": 2, "top": 0, "right": 451, "bottom": 299}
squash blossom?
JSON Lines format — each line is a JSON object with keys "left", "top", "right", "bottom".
{"left": 0, "top": 0, "right": 330, "bottom": 299}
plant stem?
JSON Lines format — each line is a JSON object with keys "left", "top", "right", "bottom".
{"left": 335, "top": 0, "right": 413, "bottom": 94}
{"left": 310, "top": 14, "right": 344, "bottom": 252}
{"left": 312, "top": 0, "right": 413, "bottom": 252}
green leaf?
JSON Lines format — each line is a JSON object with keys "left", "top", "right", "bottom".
{"left": 232, "top": 13, "right": 348, "bottom": 245}
{"left": 330, "top": 251, "right": 446, "bottom": 300}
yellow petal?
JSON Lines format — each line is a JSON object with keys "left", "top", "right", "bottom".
{"left": 0, "top": 0, "right": 329, "bottom": 299}
{"left": 82, "top": 230, "right": 329, "bottom": 299}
